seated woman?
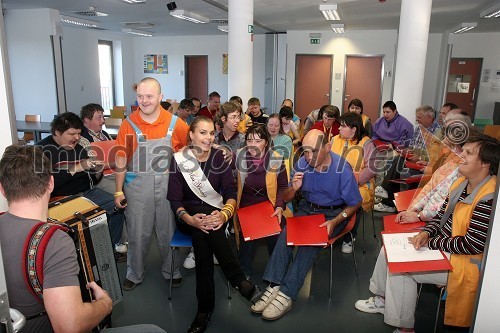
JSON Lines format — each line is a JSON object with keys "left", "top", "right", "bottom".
{"left": 267, "top": 114, "right": 293, "bottom": 162}
{"left": 279, "top": 106, "right": 301, "bottom": 147}
{"left": 167, "top": 117, "right": 261, "bottom": 333}
{"left": 331, "top": 112, "right": 376, "bottom": 253}
{"left": 347, "top": 98, "right": 372, "bottom": 138}
{"left": 310, "top": 105, "right": 341, "bottom": 142}
{"left": 234, "top": 124, "right": 289, "bottom": 278}
{"left": 303, "top": 105, "right": 327, "bottom": 136}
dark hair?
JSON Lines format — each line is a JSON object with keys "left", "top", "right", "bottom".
{"left": 248, "top": 97, "right": 260, "bottom": 106}
{"left": 282, "top": 99, "right": 293, "bottom": 107}
{"left": 215, "top": 102, "right": 242, "bottom": 128}
{"left": 339, "top": 113, "right": 368, "bottom": 144}
{"left": 322, "top": 105, "right": 340, "bottom": 119}
{"left": 245, "top": 124, "right": 271, "bottom": 152}
{"left": 348, "top": 98, "right": 364, "bottom": 114}
{"left": 443, "top": 102, "right": 458, "bottom": 110}
{"left": 187, "top": 116, "right": 214, "bottom": 144}
{"left": 51, "top": 112, "right": 84, "bottom": 135}
{"left": 0, "top": 145, "right": 52, "bottom": 202}
{"left": 317, "top": 105, "right": 330, "bottom": 120}
{"left": 267, "top": 114, "right": 285, "bottom": 135}
{"left": 80, "top": 103, "right": 104, "bottom": 120}
{"left": 190, "top": 97, "right": 201, "bottom": 104}
{"left": 179, "top": 99, "right": 194, "bottom": 111}
{"left": 382, "top": 100, "right": 397, "bottom": 111}
{"left": 229, "top": 96, "right": 243, "bottom": 105}
{"left": 161, "top": 101, "right": 172, "bottom": 110}
{"left": 465, "top": 131, "right": 500, "bottom": 175}
{"left": 208, "top": 91, "right": 221, "bottom": 100}
{"left": 279, "top": 106, "right": 294, "bottom": 119}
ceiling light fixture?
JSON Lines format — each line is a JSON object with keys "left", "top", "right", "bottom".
{"left": 451, "top": 22, "right": 477, "bottom": 34}
{"left": 122, "top": 0, "right": 146, "bottom": 3}
{"left": 331, "top": 23, "right": 345, "bottom": 34}
{"left": 319, "top": 4, "right": 340, "bottom": 21}
{"left": 122, "top": 28, "right": 154, "bottom": 37}
{"left": 169, "top": 9, "right": 209, "bottom": 24}
{"left": 218, "top": 25, "right": 228, "bottom": 33}
{"left": 60, "top": 15, "right": 100, "bottom": 28}
{"left": 480, "top": 2, "right": 500, "bottom": 18}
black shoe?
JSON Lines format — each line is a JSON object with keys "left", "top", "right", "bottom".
{"left": 115, "top": 252, "right": 127, "bottom": 263}
{"left": 122, "top": 278, "right": 139, "bottom": 291}
{"left": 187, "top": 311, "right": 212, "bottom": 333}
{"left": 171, "top": 277, "right": 183, "bottom": 288}
{"left": 238, "top": 280, "right": 262, "bottom": 304}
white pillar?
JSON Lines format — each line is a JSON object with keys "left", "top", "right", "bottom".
{"left": 392, "top": 0, "right": 432, "bottom": 124}
{"left": 228, "top": 0, "right": 253, "bottom": 104}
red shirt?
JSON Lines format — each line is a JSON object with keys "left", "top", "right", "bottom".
{"left": 198, "top": 106, "right": 217, "bottom": 119}
{"left": 311, "top": 120, "right": 340, "bottom": 141}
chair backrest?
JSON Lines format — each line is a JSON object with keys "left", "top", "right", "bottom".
{"left": 105, "top": 117, "right": 123, "bottom": 128}
{"left": 473, "top": 118, "right": 493, "bottom": 131}
{"left": 25, "top": 114, "right": 41, "bottom": 122}
{"left": 110, "top": 109, "right": 125, "bottom": 119}
{"left": 483, "top": 125, "right": 500, "bottom": 141}
{"left": 89, "top": 140, "right": 117, "bottom": 164}
{"left": 328, "top": 215, "right": 356, "bottom": 245}
{"left": 112, "top": 106, "right": 126, "bottom": 112}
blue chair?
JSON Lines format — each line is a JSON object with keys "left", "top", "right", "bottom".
{"left": 169, "top": 229, "right": 231, "bottom": 300}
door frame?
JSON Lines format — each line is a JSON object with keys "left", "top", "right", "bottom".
{"left": 342, "top": 54, "right": 385, "bottom": 117}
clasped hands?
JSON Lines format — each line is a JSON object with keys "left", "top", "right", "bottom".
{"left": 190, "top": 211, "right": 226, "bottom": 234}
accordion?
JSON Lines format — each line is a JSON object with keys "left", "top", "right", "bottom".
{"left": 48, "top": 195, "right": 123, "bottom": 307}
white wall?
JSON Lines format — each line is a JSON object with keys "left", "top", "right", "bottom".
{"left": 449, "top": 32, "right": 500, "bottom": 120}
{"left": 422, "top": 33, "right": 444, "bottom": 109}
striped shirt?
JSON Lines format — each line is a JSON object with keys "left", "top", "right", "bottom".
{"left": 423, "top": 189, "right": 493, "bottom": 255}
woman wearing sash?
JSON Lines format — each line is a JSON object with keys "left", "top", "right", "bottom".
{"left": 234, "top": 124, "right": 289, "bottom": 278}
{"left": 330, "top": 112, "right": 376, "bottom": 254}
{"left": 167, "top": 116, "right": 261, "bottom": 333}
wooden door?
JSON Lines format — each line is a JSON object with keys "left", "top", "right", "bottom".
{"left": 185, "top": 56, "right": 208, "bottom": 100}
{"left": 343, "top": 56, "right": 383, "bottom": 123}
{"left": 294, "top": 55, "right": 333, "bottom": 121}
{"left": 445, "top": 58, "right": 482, "bottom": 119}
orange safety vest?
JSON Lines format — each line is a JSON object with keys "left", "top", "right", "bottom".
{"left": 444, "top": 175, "right": 496, "bottom": 327}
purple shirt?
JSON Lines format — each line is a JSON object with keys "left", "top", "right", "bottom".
{"left": 372, "top": 112, "right": 414, "bottom": 147}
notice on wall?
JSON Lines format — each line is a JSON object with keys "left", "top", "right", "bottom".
{"left": 144, "top": 54, "right": 168, "bottom": 74}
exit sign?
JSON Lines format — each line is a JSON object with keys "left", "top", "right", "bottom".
{"left": 310, "top": 38, "right": 320, "bottom": 44}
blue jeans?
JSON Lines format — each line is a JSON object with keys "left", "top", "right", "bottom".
{"left": 83, "top": 188, "right": 124, "bottom": 246}
{"left": 262, "top": 199, "right": 349, "bottom": 299}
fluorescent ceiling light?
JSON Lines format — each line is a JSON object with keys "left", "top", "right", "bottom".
{"left": 122, "top": 0, "right": 146, "bottom": 3}
{"left": 218, "top": 25, "right": 228, "bottom": 33}
{"left": 122, "top": 28, "right": 153, "bottom": 37}
{"left": 480, "top": 2, "right": 500, "bottom": 18}
{"left": 60, "top": 15, "right": 100, "bottom": 28}
{"left": 169, "top": 10, "right": 209, "bottom": 24}
{"left": 319, "top": 4, "right": 340, "bottom": 21}
{"left": 451, "top": 22, "right": 477, "bottom": 34}
{"left": 331, "top": 23, "right": 345, "bottom": 34}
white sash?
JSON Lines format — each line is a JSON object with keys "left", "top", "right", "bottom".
{"left": 174, "top": 149, "right": 224, "bottom": 209}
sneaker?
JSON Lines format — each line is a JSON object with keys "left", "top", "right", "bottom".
{"left": 355, "top": 296, "right": 385, "bottom": 314}
{"left": 262, "top": 291, "right": 292, "bottom": 320}
{"left": 341, "top": 241, "right": 353, "bottom": 254}
{"left": 114, "top": 252, "right": 127, "bottom": 263}
{"left": 122, "top": 278, "right": 139, "bottom": 291}
{"left": 374, "top": 203, "right": 396, "bottom": 213}
{"left": 115, "top": 243, "right": 127, "bottom": 254}
{"left": 374, "top": 197, "right": 383, "bottom": 204}
{"left": 213, "top": 255, "right": 219, "bottom": 265}
{"left": 251, "top": 286, "right": 280, "bottom": 313}
{"left": 183, "top": 251, "right": 196, "bottom": 269}
{"left": 375, "top": 186, "right": 389, "bottom": 199}
{"left": 170, "top": 277, "right": 183, "bottom": 288}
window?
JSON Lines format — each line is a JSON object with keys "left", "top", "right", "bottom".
{"left": 98, "top": 40, "right": 114, "bottom": 112}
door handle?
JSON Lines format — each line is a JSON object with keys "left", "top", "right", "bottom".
{"left": 344, "top": 94, "right": 350, "bottom": 101}
{"left": 471, "top": 88, "right": 476, "bottom": 102}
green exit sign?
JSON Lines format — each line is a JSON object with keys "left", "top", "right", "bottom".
{"left": 310, "top": 38, "right": 320, "bottom": 44}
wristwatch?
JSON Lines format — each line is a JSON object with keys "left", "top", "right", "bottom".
{"left": 341, "top": 211, "right": 348, "bottom": 219}
{"left": 417, "top": 212, "right": 422, "bottom": 221}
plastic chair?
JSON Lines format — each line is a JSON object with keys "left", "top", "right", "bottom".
{"left": 105, "top": 117, "right": 123, "bottom": 128}
{"left": 394, "top": 188, "right": 422, "bottom": 212}
{"left": 483, "top": 125, "right": 500, "bottom": 140}
{"left": 18, "top": 114, "right": 41, "bottom": 144}
{"left": 169, "top": 229, "right": 231, "bottom": 300}
{"left": 110, "top": 108, "right": 125, "bottom": 119}
{"left": 328, "top": 215, "right": 358, "bottom": 298}
{"left": 473, "top": 118, "right": 493, "bottom": 131}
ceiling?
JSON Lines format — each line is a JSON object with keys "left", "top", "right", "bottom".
{"left": 2, "top": 0, "right": 500, "bottom": 36}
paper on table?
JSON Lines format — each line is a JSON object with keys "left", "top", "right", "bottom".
{"left": 382, "top": 232, "right": 444, "bottom": 263}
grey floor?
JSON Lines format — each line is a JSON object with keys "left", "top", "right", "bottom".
{"left": 111, "top": 212, "right": 467, "bottom": 333}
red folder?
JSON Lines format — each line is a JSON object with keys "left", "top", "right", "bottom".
{"left": 237, "top": 201, "right": 281, "bottom": 241}
{"left": 394, "top": 188, "right": 422, "bottom": 212}
{"left": 390, "top": 174, "right": 431, "bottom": 185}
{"left": 90, "top": 140, "right": 117, "bottom": 176}
{"left": 383, "top": 214, "right": 425, "bottom": 232}
{"left": 405, "top": 160, "right": 426, "bottom": 171}
{"left": 382, "top": 231, "right": 452, "bottom": 273}
{"left": 286, "top": 214, "right": 328, "bottom": 246}
{"left": 372, "top": 139, "right": 392, "bottom": 150}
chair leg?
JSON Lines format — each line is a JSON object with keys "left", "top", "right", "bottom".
{"left": 168, "top": 247, "right": 176, "bottom": 300}
{"left": 434, "top": 287, "right": 445, "bottom": 333}
{"left": 362, "top": 211, "right": 367, "bottom": 254}
{"left": 371, "top": 209, "right": 376, "bottom": 238}
{"left": 416, "top": 283, "right": 422, "bottom": 304}
{"left": 350, "top": 233, "right": 358, "bottom": 277}
{"left": 227, "top": 281, "right": 232, "bottom": 299}
{"left": 329, "top": 243, "right": 333, "bottom": 299}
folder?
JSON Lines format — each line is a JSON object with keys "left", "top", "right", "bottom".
{"left": 286, "top": 214, "right": 328, "bottom": 246}
{"left": 90, "top": 140, "right": 117, "bottom": 176}
{"left": 394, "top": 188, "right": 422, "bottom": 212}
{"left": 237, "top": 201, "right": 281, "bottom": 241}
{"left": 383, "top": 214, "right": 425, "bottom": 233}
{"left": 405, "top": 160, "right": 426, "bottom": 171}
{"left": 382, "top": 231, "right": 452, "bottom": 273}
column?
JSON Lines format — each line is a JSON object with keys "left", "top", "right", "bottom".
{"left": 392, "top": 0, "right": 433, "bottom": 124}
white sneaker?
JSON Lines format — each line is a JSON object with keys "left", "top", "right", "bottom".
{"left": 183, "top": 251, "right": 196, "bottom": 269}
{"left": 374, "top": 197, "right": 383, "bottom": 204}
{"left": 341, "top": 241, "right": 353, "bottom": 254}
{"left": 262, "top": 291, "right": 292, "bottom": 320}
{"left": 250, "top": 286, "right": 280, "bottom": 313}
{"left": 213, "top": 255, "right": 219, "bottom": 265}
{"left": 375, "top": 186, "right": 389, "bottom": 199}
{"left": 374, "top": 203, "right": 396, "bottom": 213}
{"left": 355, "top": 296, "right": 385, "bottom": 314}
{"left": 115, "top": 243, "right": 127, "bottom": 254}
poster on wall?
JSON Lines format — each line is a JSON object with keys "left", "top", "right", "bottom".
{"left": 144, "top": 54, "right": 168, "bottom": 74}
{"left": 222, "top": 54, "right": 228, "bottom": 74}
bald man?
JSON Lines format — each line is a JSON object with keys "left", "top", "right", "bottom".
{"left": 251, "top": 130, "right": 362, "bottom": 320}
{"left": 114, "top": 77, "right": 189, "bottom": 291}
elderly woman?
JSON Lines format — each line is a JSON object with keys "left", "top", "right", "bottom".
{"left": 168, "top": 116, "right": 261, "bottom": 333}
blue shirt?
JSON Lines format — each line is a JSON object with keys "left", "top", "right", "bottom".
{"left": 292, "top": 151, "right": 362, "bottom": 207}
